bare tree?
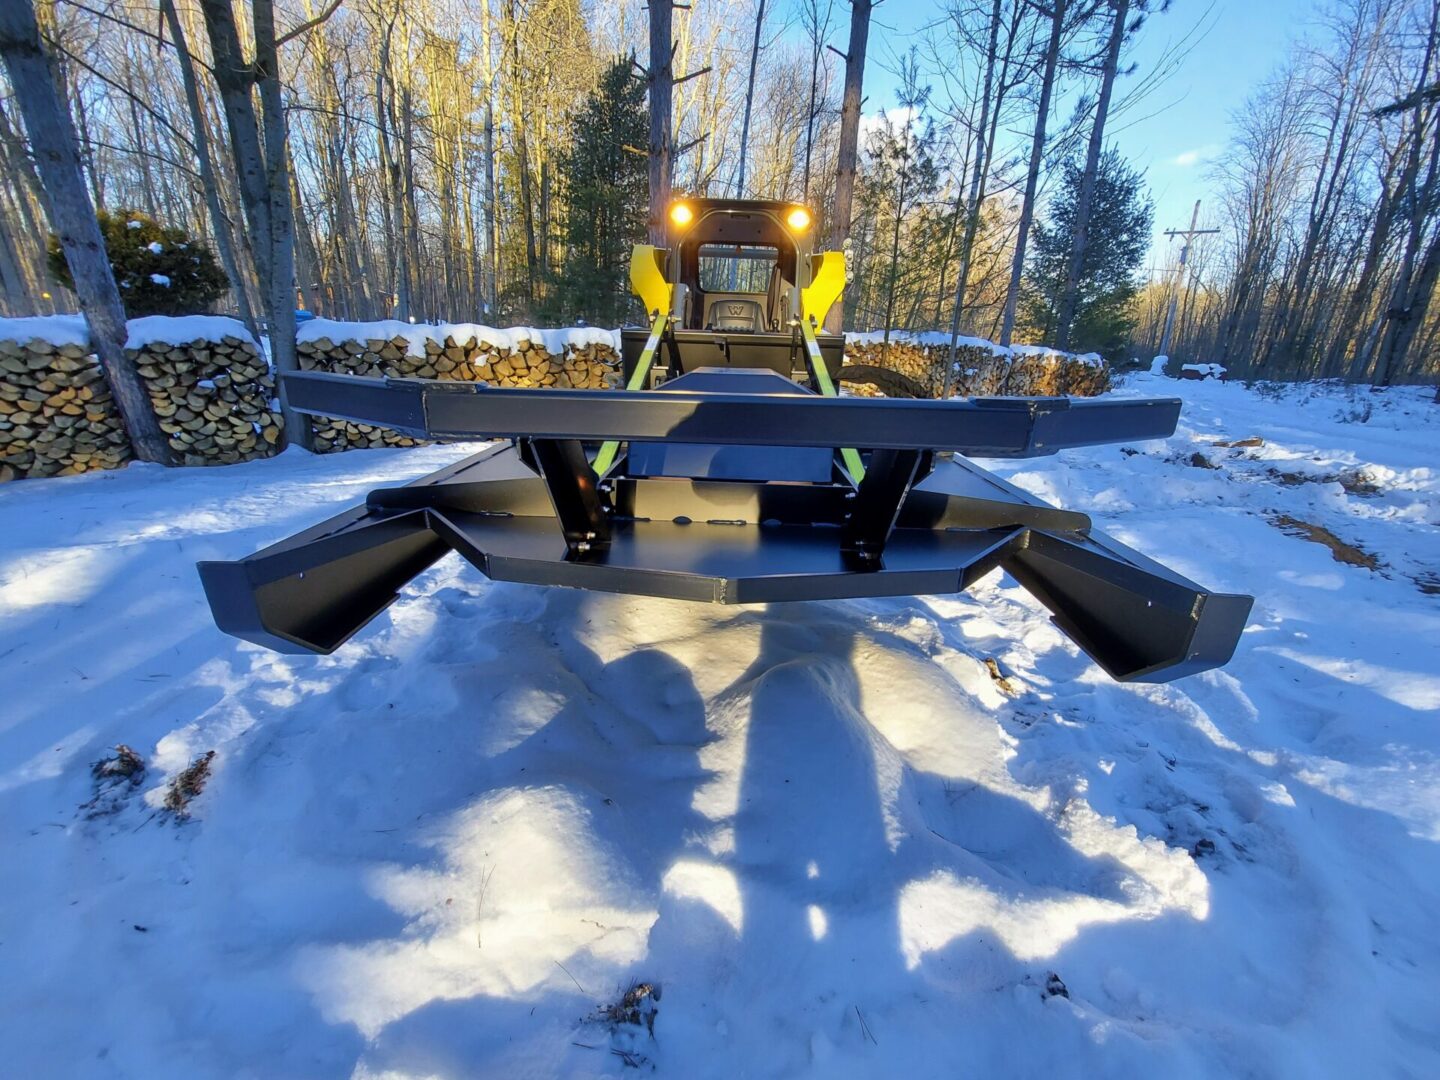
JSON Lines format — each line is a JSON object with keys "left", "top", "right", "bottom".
{"left": 647, "top": 0, "right": 674, "bottom": 245}
{"left": 158, "top": 0, "right": 258, "bottom": 343}
{"left": 1373, "top": 0, "right": 1440, "bottom": 384}
{"left": 734, "top": 0, "right": 767, "bottom": 197}
{"left": 0, "top": 0, "right": 170, "bottom": 462}
{"left": 999, "top": 0, "right": 1068, "bottom": 347}
{"left": 800, "top": 0, "right": 837, "bottom": 202}
{"left": 825, "top": 0, "right": 873, "bottom": 333}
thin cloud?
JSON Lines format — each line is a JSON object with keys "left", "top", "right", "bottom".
{"left": 1172, "top": 144, "right": 1220, "bottom": 168}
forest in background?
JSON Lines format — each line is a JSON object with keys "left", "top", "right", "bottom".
{"left": 1, "top": 0, "right": 1437, "bottom": 387}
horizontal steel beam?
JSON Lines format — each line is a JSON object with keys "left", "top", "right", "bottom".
{"left": 282, "top": 371, "right": 1180, "bottom": 458}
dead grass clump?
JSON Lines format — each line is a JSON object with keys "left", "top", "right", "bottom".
{"left": 1338, "top": 470, "right": 1382, "bottom": 497}
{"left": 82, "top": 744, "right": 146, "bottom": 818}
{"left": 163, "top": 751, "right": 216, "bottom": 817}
{"left": 1271, "top": 515, "right": 1382, "bottom": 570}
{"left": 1187, "top": 452, "right": 1219, "bottom": 470}
{"left": 984, "top": 657, "right": 1018, "bottom": 697}
{"left": 594, "top": 981, "right": 661, "bottom": 1038}
{"left": 92, "top": 744, "right": 144, "bottom": 783}
{"left": 1213, "top": 436, "right": 1265, "bottom": 448}
{"left": 1269, "top": 468, "right": 1311, "bottom": 487}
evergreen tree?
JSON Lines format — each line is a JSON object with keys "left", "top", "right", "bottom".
{"left": 47, "top": 210, "right": 229, "bottom": 318}
{"left": 848, "top": 59, "right": 939, "bottom": 334}
{"left": 1023, "top": 150, "right": 1153, "bottom": 360}
{"left": 545, "top": 58, "right": 649, "bottom": 326}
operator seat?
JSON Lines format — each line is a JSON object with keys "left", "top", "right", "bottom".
{"left": 708, "top": 298, "right": 763, "bottom": 333}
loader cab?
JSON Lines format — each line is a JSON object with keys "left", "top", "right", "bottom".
{"left": 620, "top": 197, "right": 846, "bottom": 387}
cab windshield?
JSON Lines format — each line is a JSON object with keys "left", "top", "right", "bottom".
{"left": 698, "top": 244, "right": 778, "bottom": 293}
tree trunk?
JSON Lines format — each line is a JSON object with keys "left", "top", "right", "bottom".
{"left": 251, "top": 0, "right": 308, "bottom": 448}
{"left": 824, "top": 0, "right": 872, "bottom": 333}
{"left": 1373, "top": 3, "right": 1439, "bottom": 386}
{"left": 198, "top": 0, "right": 272, "bottom": 292}
{"left": 801, "top": 0, "right": 827, "bottom": 202}
{"left": 158, "top": 0, "right": 259, "bottom": 341}
{"left": 1000, "top": 0, "right": 1066, "bottom": 349}
{"left": 485, "top": 98, "right": 499, "bottom": 314}
{"left": 647, "top": 0, "right": 674, "bottom": 246}
{"left": 735, "top": 0, "right": 767, "bottom": 198}
{"left": 942, "top": 0, "right": 1002, "bottom": 397}
{"left": 880, "top": 141, "right": 910, "bottom": 361}
{"left": 1055, "top": 0, "right": 1127, "bottom": 351}
{"left": 0, "top": 0, "right": 171, "bottom": 463}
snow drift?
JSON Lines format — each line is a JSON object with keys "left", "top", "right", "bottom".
{"left": 1, "top": 375, "right": 1437, "bottom": 1077}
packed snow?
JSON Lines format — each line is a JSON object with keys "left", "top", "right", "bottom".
{"left": 124, "top": 315, "right": 256, "bottom": 350}
{"left": 297, "top": 318, "right": 621, "bottom": 355}
{"left": 0, "top": 313, "right": 89, "bottom": 348}
{"left": 1, "top": 376, "right": 1438, "bottom": 1077}
{"left": 0, "top": 313, "right": 258, "bottom": 353}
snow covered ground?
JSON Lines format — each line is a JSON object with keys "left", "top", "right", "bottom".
{"left": 2, "top": 376, "right": 1437, "bottom": 1078}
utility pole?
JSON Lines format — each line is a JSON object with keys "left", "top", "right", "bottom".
{"left": 1157, "top": 200, "right": 1218, "bottom": 358}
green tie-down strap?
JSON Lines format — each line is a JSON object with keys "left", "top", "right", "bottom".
{"left": 592, "top": 307, "right": 668, "bottom": 477}
{"left": 801, "top": 317, "right": 865, "bottom": 483}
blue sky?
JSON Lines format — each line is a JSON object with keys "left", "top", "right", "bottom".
{"left": 856, "top": 0, "right": 1315, "bottom": 272}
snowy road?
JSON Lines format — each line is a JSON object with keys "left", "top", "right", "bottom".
{"left": 2, "top": 376, "right": 1437, "bottom": 1078}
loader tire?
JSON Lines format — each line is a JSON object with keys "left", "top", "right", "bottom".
{"left": 836, "top": 364, "right": 929, "bottom": 399}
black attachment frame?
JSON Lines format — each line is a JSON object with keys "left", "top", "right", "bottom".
{"left": 199, "top": 370, "right": 1253, "bottom": 683}
{"left": 841, "top": 449, "right": 929, "bottom": 564}
{"left": 526, "top": 438, "right": 611, "bottom": 554}
{"left": 281, "top": 370, "right": 1181, "bottom": 458}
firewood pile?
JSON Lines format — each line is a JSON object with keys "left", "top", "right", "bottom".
{"left": 0, "top": 336, "right": 130, "bottom": 480}
{"left": 844, "top": 338, "right": 1110, "bottom": 398}
{"left": 1, "top": 318, "right": 282, "bottom": 482}
{"left": 296, "top": 327, "right": 621, "bottom": 452}
{"left": 136, "top": 335, "right": 283, "bottom": 465}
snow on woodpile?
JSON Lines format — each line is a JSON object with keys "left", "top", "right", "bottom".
{"left": 844, "top": 330, "right": 1109, "bottom": 398}
{"left": 296, "top": 319, "right": 622, "bottom": 453}
{"left": 125, "top": 314, "right": 257, "bottom": 351}
{"left": 0, "top": 314, "right": 90, "bottom": 348}
{"left": 0, "top": 314, "right": 279, "bottom": 480}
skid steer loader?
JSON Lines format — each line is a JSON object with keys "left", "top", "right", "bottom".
{"left": 199, "top": 197, "right": 1251, "bottom": 682}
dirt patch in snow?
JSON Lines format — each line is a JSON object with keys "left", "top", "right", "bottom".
{"left": 1266, "top": 467, "right": 1383, "bottom": 497}
{"left": 1270, "top": 515, "right": 1382, "bottom": 569}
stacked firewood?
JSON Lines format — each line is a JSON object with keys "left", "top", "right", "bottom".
{"left": 297, "top": 330, "right": 621, "bottom": 452}
{"left": 844, "top": 338, "right": 1110, "bottom": 398}
{"left": 0, "top": 337, "right": 130, "bottom": 480}
{"left": 136, "top": 335, "right": 283, "bottom": 465}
